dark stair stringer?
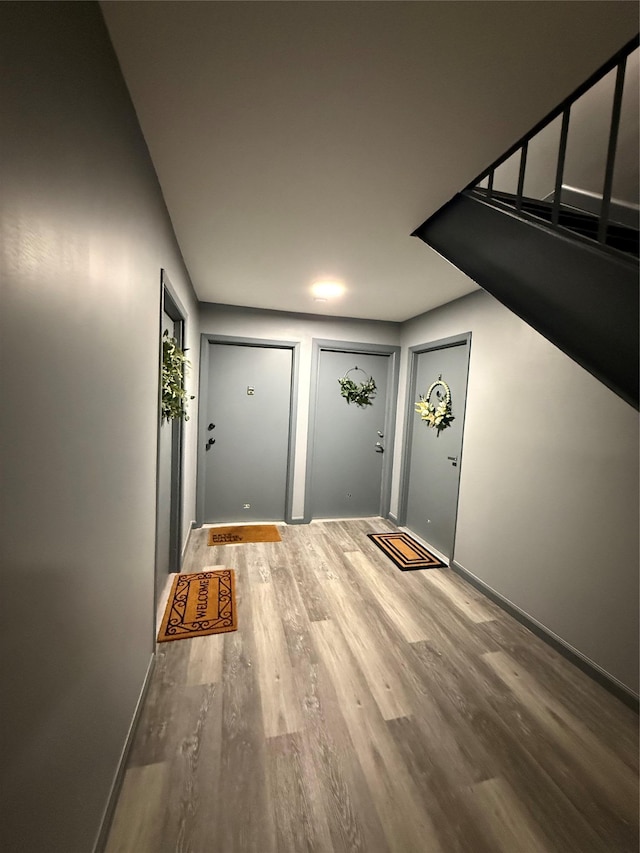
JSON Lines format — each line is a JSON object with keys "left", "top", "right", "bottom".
{"left": 474, "top": 189, "right": 640, "bottom": 257}
{"left": 412, "top": 192, "right": 639, "bottom": 409}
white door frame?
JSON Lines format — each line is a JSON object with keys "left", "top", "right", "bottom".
{"left": 196, "top": 334, "right": 300, "bottom": 525}
{"left": 397, "top": 332, "right": 471, "bottom": 560}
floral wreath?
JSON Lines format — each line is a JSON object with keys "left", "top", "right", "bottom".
{"left": 415, "top": 378, "right": 454, "bottom": 435}
{"left": 338, "top": 367, "right": 377, "bottom": 407}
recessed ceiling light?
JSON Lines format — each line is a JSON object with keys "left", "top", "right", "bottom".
{"left": 311, "top": 280, "right": 345, "bottom": 299}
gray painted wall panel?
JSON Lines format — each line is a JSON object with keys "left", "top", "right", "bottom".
{"left": 0, "top": 5, "right": 198, "bottom": 851}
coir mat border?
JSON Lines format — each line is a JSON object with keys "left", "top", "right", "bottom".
{"left": 367, "top": 532, "right": 447, "bottom": 571}
{"left": 157, "top": 569, "right": 237, "bottom": 642}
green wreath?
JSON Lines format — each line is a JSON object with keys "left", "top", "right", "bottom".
{"left": 415, "top": 378, "right": 454, "bottom": 435}
{"left": 338, "top": 367, "right": 377, "bottom": 407}
{"left": 161, "top": 331, "right": 195, "bottom": 422}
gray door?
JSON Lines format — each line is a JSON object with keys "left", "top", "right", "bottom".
{"left": 204, "top": 343, "right": 292, "bottom": 522}
{"left": 404, "top": 340, "right": 469, "bottom": 559}
{"left": 156, "top": 309, "right": 181, "bottom": 607}
{"left": 311, "top": 350, "right": 390, "bottom": 518}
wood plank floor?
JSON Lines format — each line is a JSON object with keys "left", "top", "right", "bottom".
{"left": 106, "top": 519, "right": 639, "bottom": 853}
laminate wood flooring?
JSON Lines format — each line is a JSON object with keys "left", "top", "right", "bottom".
{"left": 106, "top": 519, "right": 639, "bottom": 853}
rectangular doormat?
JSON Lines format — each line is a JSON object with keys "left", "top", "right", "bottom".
{"left": 367, "top": 532, "right": 446, "bottom": 571}
{"left": 157, "top": 570, "right": 237, "bottom": 642}
{"left": 207, "top": 524, "right": 282, "bottom": 546}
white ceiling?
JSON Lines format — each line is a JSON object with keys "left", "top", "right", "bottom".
{"left": 102, "top": 1, "right": 638, "bottom": 322}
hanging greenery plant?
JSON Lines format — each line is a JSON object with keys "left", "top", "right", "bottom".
{"left": 162, "top": 330, "right": 195, "bottom": 422}
{"left": 338, "top": 367, "right": 377, "bottom": 407}
{"left": 415, "top": 378, "right": 454, "bottom": 435}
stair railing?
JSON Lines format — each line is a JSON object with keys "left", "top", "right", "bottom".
{"left": 468, "top": 35, "right": 639, "bottom": 251}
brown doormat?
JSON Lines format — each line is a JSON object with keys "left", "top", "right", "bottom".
{"left": 207, "top": 524, "right": 282, "bottom": 546}
{"left": 367, "top": 532, "right": 446, "bottom": 571}
{"left": 157, "top": 569, "right": 237, "bottom": 642}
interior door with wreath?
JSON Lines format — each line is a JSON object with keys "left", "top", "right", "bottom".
{"left": 404, "top": 337, "right": 470, "bottom": 559}
{"left": 156, "top": 308, "right": 189, "bottom": 606}
{"left": 310, "top": 348, "right": 390, "bottom": 518}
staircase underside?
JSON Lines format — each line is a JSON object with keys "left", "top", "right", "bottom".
{"left": 413, "top": 192, "right": 639, "bottom": 409}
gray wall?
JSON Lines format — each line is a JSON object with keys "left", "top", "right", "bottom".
{"left": 199, "top": 303, "right": 401, "bottom": 518}
{"left": 0, "top": 5, "right": 199, "bottom": 851}
{"left": 392, "top": 290, "right": 639, "bottom": 695}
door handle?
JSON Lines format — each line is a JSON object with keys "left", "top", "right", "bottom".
{"left": 206, "top": 438, "right": 215, "bottom": 451}
{"left": 375, "top": 442, "right": 384, "bottom": 453}
{"left": 447, "top": 455, "right": 458, "bottom": 465}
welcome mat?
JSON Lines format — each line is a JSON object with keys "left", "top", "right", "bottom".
{"left": 157, "top": 570, "right": 237, "bottom": 642}
{"left": 367, "top": 532, "right": 446, "bottom": 571}
{"left": 207, "top": 524, "right": 282, "bottom": 546}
